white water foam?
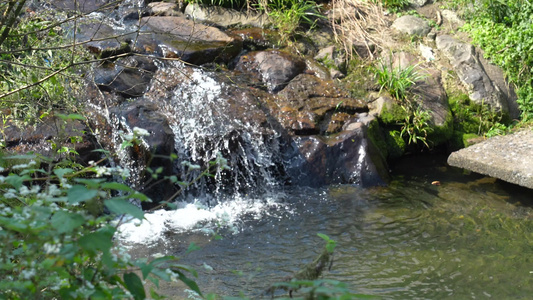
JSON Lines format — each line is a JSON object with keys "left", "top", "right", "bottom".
{"left": 117, "top": 194, "right": 289, "bottom": 245}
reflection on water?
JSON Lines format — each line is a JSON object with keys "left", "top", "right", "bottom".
{"left": 123, "top": 155, "right": 533, "bottom": 299}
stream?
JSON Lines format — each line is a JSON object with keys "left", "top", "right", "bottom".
{"left": 119, "top": 154, "right": 533, "bottom": 299}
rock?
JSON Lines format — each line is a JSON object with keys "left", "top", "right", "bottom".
{"left": 50, "top": 0, "right": 116, "bottom": 13}
{"left": 93, "top": 56, "right": 157, "bottom": 97}
{"left": 272, "top": 74, "right": 366, "bottom": 134}
{"left": 419, "top": 43, "right": 435, "bottom": 62}
{"left": 392, "top": 15, "right": 431, "bottom": 37}
{"left": 441, "top": 10, "right": 464, "bottom": 27}
{"left": 448, "top": 130, "right": 533, "bottom": 189}
{"left": 368, "top": 95, "right": 394, "bottom": 117}
{"left": 436, "top": 35, "right": 509, "bottom": 113}
{"left": 110, "top": 101, "right": 176, "bottom": 206}
{"left": 136, "top": 16, "right": 241, "bottom": 64}
{"left": 2, "top": 116, "right": 97, "bottom": 162}
{"left": 287, "top": 122, "right": 389, "bottom": 186}
{"left": 229, "top": 28, "right": 278, "bottom": 50}
{"left": 314, "top": 45, "right": 346, "bottom": 74}
{"left": 234, "top": 50, "right": 306, "bottom": 93}
{"left": 184, "top": 3, "right": 270, "bottom": 28}
{"left": 146, "top": 2, "right": 181, "bottom": 16}
{"left": 76, "top": 23, "right": 132, "bottom": 58}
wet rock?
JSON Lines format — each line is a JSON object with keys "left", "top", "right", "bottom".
{"left": 135, "top": 16, "right": 241, "bottom": 64}
{"left": 229, "top": 28, "right": 277, "bottom": 51}
{"left": 94, "top": 56, "right": 157, "bottom": 97}
{"left": 110, "top": 101, "right": 176, "bottom": 205}
{"left": 2, "top": 116, "right": 97, "bottom": 162}
{"left": 436, "top": 35, "right": 509, "bottom": 113}
{"left": 184, "top": 3, "right": 270, "bottom": 28}
{"left": 272, "top": 74, "right": 366, "bottom": 134}
{"left": 234, "top": 50, "right": 306, "bottom": 93}
{"left": 76, "top": 23, "right": 132, "bottom": 58}
{"left": 287, "top": 123, "right": 389, "bottom": 186}
{"left": 392, "top": 15, "right": 431, "bottom": 37}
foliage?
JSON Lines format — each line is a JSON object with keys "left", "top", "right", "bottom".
{"left": 257, "top": 0, "right": 324, "bottom": 44}
{"left": 378, "top": 0, "right": 410, "bottom": 13}
{"left": 373, "top": 59, "right": 431, "bottom": 148}
{"left": 461, "top": 0, "right": 533, "bottom": 120}
{"left": 373, "top": 59, "right": 425, "bottom": 102}
{"left": 449, "top": 93, "right": 508, "bottom": 137}
{"left": 0, "top": 4, "right": 89, "bottom": 124}
{"left": 0, "top": 118, "right": 210, "bottom": 299}
{"left": 399, "top": 100, "right": 432, "bottom": 147}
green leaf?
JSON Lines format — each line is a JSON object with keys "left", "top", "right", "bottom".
{"left": 186, "top": 242, "right": 201, "bottom": 254}
{"left": 317, "top": 233, "right": 330, "bottom": 241}
{"left": 5, "top": 174, "right": 28, "bottom": 190}
{"left": 51, "top": 210, "right": 85, "bottom": 234}
{"left": 78, "top": 227, "right": 115, "bottom": 253}
{"left": 123, "top": 272, "right": 146, "bottom": 300}
{"left": 54, "top": 168, "right": 74, "bottom": 178}
{"left": 175, "top": 270, "right": 202, "bottom": 297}
{"left": 67, "top": 185, "right": 98, "bottom": 203}
{"left": 101, "top": 182, "right": 133, "bottom": 192}
{"left": 104, "top": 199, "right": 144, "bottom": 220}
{"left": 74, "top": 178, "right": 106, "bottom": 188}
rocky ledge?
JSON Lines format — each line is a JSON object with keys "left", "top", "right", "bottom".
{"left": 448, "top": 130, "right": 533, "bottom": 189}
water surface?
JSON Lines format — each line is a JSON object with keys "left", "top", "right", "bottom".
{"left": 122, "top": 155, "right": 533, "bottom": 299}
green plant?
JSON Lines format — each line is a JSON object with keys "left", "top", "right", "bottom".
{"left": 0, "top": 116, "right": 228, "bottom": 299}
{"left": 258, "top": 0, "right": 324, "bottom": 44}
{"left": 379, "top": 0, "right": 410, "bottom": 13}
{"left": 461, "top": 0, "right": 533, "bottom": 120}
{"left": 399, "top": 101, "right": 432, "bottom": 147}
{"left": 373, "top": 59, "right": 426, "bottom": 101}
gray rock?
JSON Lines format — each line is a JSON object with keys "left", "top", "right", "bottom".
{"left": 184, "top": 3, "right": 270, "bottom": 28}
{"left": 441, "top": 9, "right": 464, "bottom": 26}
{"left": 448, "top": 130, "right": 533, "bottom": 189}
{"left": 392, "top": 15, "right": 431, "bottom": 37}
{"left": 146, "top": 2, "right": 181, "bottom": 16}
{"left": 234, "top": 50, "right": 306, "bottom": 93}
{"left": 436, "top": 35, "right": 509, "bottom": 113}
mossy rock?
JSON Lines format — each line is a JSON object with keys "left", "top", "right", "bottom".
{"left": 383, "top": 129, "right": 406, "bottom": 160}
{"left": 449, "top": 131, "right": 482, "bottom": 151}
{"left": 366, "top": 118, "right": 389, "bottom": 160}
{"left": 428, "top": 109, "right": 454, "bottom": 147}
{"left": 379, "top": 101, "right": 408, "bottom": 125}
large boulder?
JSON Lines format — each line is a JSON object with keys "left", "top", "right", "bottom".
{"left": 436, "top": 35, "right": 510, "bottom": 114}
{"left": 135, "top": 16, "right": 242, "bottom": 64}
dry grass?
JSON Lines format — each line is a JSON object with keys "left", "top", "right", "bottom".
{"left": 330, "top": 0, "right": 388, "bottom": 60}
